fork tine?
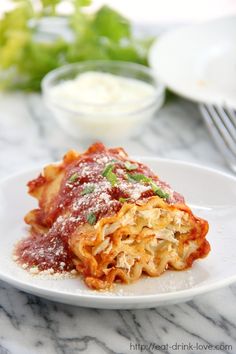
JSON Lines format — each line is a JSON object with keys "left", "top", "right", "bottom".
{"left": 199, "top": 104, "right": 236, "bottom": 172}
{"left": 206, "top": 104, "right": 236, "bottom": 155}
{"left": 200, "top": 104, "right": 232, "bottom": 155}
{"left": 225, "top": 105, "right": 236, "bottom": 128}
{"left": 216, "top": 105, "right": 236, "bottom": 141}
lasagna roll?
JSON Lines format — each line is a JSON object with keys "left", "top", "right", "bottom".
{"left": 15, "top": 142, "right": 210, "bottom": 290}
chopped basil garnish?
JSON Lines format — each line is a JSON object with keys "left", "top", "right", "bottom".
{"left": 102, "top": 164, "right": 118, "bottom": 186}
{"left": 86, "top": 212, "right": 96, "bottom": 225}
{"left": 127, "top": 173, "right": 150, "bottom": 183}
{"left": 102, "top": 163, "right": 113, "bottom": 176}
{"left": 119, "top": 197, "right": 131, "bottom": 203}
{"left": 69, "top": 172, "right": 79, "bottom": 183}
{"left": 127, "top": 173, "right": 169, "bottom": 199}
{"left": 81, "top": 185, "right": 95, "bottom": 196}
{"left": 124, "top": 161, "right": 138, "bottom": 171}
{"left": 150, "top": 182, "right": 169, "bottom": 199}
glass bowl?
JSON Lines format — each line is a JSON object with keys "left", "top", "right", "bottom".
{"left": 41, "top": 60, "right": 165, "bottom": 142}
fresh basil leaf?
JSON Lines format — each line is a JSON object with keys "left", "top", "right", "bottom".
{"left": 127, "top": 173, "right": 150, "bottom": 183}
{"left": 124, "top": 161, "right": 138, "bottom": 171}
{"left": 86, "top": 212, "right": 96, "bottom": 225}
{"left": 119, "top": 197, "right": 130, "bottom": 203}
{"left": 102, "top": 164, "right": 118, "bottom": 186}
{"left": 102, "top": 164, "right": 113, "bottom": 176}
{"left": 81, "top": 185, "right": 95, "bottom": 195}
{"left": 150, "top": 182, "right": 169, "bottom": 199}
{"left": 128, "top": 173, "right": 169, "bottom": 199}
{"left": 69, "top": 172, "right": 79, "bottom": 183}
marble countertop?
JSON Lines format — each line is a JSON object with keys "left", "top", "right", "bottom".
{"left": 0, "top": 92, "right": 235, "bottom": 354}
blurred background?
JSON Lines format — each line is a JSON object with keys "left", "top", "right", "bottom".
{"left": 2, "top": 0, "right": 236, "bottom": 23}
{"left": 0, "top": 0, "right": 236, "bottom": 173}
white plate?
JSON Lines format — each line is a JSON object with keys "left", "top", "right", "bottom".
{"left": 149, "top": 17, "right": 236, "bottom": 108}
{"left": 0, "top": 158, "right": 236, "bottom": 309}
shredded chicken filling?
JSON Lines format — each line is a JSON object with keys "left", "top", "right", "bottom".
{"left": 92, "top": 207, "right": 192, "bottom": 274}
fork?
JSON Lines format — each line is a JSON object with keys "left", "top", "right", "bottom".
{"left": 199, "top": 103, "right": 236, "bottom": 174}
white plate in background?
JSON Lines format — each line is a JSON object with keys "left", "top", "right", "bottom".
{"left": 149, "top": 16, "right": 236, "bottom": 108}
{"left": 0, "top": 158, "right": 235, "bottom": 309}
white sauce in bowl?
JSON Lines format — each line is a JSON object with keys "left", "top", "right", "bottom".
{"left": 49, "top": 71, "right": 156, "bottom": 114}
{"left": 44, "top": 70, "right": 164, "bottom": 141}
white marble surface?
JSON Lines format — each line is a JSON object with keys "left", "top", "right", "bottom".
{"left": 0, "top": 92, "right": 235, "bottom": 354}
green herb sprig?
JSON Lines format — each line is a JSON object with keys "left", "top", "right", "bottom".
{"left": 127, "top": 173, "right": 150, "bottom": 183}
{"left": 69, "top": 172, "right": 79, "bottom": 183}
{"left": 124, "top": 161, "right": 138, "bottom": 171}
{"left": 81, "top": 185, "right": 95, "bottom": 195}
{"left": 102, "top": 164, "right": 118, "bottom": 186}
{"left": 127, "top": 173, "right": 169, "bottom": 199}
{"left": 86, "top": 212, "right": 97, "bottom": 225}
{"left": 119, "top": 197, "right": 131, "bottom": 203}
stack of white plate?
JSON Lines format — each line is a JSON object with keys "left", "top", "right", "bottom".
{"left": 149, "top": 16, "right": 236, "bottom": 109}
